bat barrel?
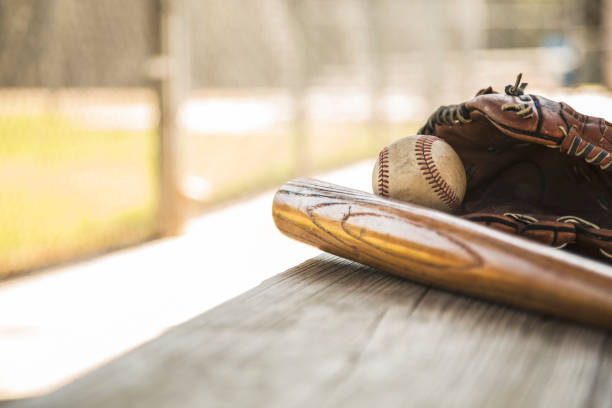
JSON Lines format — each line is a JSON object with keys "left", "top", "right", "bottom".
{"left": 272, "top": 178, "right": 612, "bottom": 329}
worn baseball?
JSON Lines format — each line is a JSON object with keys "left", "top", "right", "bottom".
{"left": 372, "top": 135, "right": 466, "bottom": 213}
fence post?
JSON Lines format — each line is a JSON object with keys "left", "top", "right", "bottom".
{"left": 286, "top": 0, "right": 310, "bottom": 176}
{"left": 152, "top": 0, "right": 188, "bottom": 236}
{"left": 602, "top": 0, "right": 612, "bottom": 89}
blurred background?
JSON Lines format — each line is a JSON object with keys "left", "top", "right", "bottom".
{"left": 3, "top": 0, "right": 612, "bottom": 400}
{"left": 1, "top": 0, "right": 612, "bottom": 278}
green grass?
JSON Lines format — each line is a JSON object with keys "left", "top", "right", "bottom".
{"left": 185, "top": 120, "right": 419, "bottom": 207}
{"left": 0, "top": 114, "right": 158, "bottom": 278}
{"left": 0, "top": 110, "right": 419, "bottom": 279}
{"left": 309, "top": 121, "right": 420, "bottom": 170}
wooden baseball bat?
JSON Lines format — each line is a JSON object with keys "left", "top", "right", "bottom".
{"left": 272, "top": 178, "right": 612, "bottom": 329}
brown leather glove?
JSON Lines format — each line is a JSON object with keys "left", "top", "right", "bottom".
{"left": 419, "top": 74, "right": 612, "bottom": 263}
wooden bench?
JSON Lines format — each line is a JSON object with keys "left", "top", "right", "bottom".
{"left": 7, "top": 254, "right": 612, "bottom": 407}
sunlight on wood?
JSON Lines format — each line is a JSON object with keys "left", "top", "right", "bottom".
{"left": 0, "top": 161, "right": 373, "bottom": 400}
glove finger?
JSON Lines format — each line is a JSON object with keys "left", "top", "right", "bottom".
{"left": 464, "top": 212, "right": 612, "bottom": 262}
{"left": 558, "top": 216, "right": 612, "bottom": 262}
{"left": 462, "top": 212, "right": 575, "bottom": 249}
{"left": 521, "top": 221, "right": 576, "bottom": 248}
{"left": 461, "top": 213, "right": 522, "bottom": 235}
{"left": 463, "top": 76, "right": 612, "bottom": 172}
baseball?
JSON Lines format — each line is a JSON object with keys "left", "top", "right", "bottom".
{"left": 372, "top": 135, "right": 466, "bottom": 213}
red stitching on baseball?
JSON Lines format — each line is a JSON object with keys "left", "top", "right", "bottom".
{"left": 377, "top": 147, "right": 390, "bottom": 197}
{"left": 415, "top": 136, "right": 461, "bottom": 212}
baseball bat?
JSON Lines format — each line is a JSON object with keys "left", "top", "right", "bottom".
{"left": 272, "top": 178, "right": 612, "bottom": 329}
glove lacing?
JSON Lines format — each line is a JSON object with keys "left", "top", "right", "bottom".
{"left": 421, "top": 104, "right": 472, "bottom": 134}
{"left": 505, "top": 213, "right": 612, "bottom": 258}
{"left": 420, "top": 73, "right": 531, "bottom": 134}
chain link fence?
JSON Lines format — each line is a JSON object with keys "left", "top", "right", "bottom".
{"left": 0, "top": 0, "right": 159, "bottom": 278}
{"left": 1, "top": 0, "right": 609, "bottom": 277}
{"left": 177, "top": 0, "right": 609, "bottom": 203}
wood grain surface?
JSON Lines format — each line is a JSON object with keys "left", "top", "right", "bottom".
{"left": 272, "top": 178, "right": 612, "bottom": 329}
{"left": 6, "top": 254, "right": 611, "bottom": 408}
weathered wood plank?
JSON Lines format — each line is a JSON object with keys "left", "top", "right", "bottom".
{"left": 6, "top": 254, "right": 611, "bottom": 408}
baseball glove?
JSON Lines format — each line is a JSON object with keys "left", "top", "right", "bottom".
{"left": 418, "top": 74, "right": 612, "bottom": 262}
